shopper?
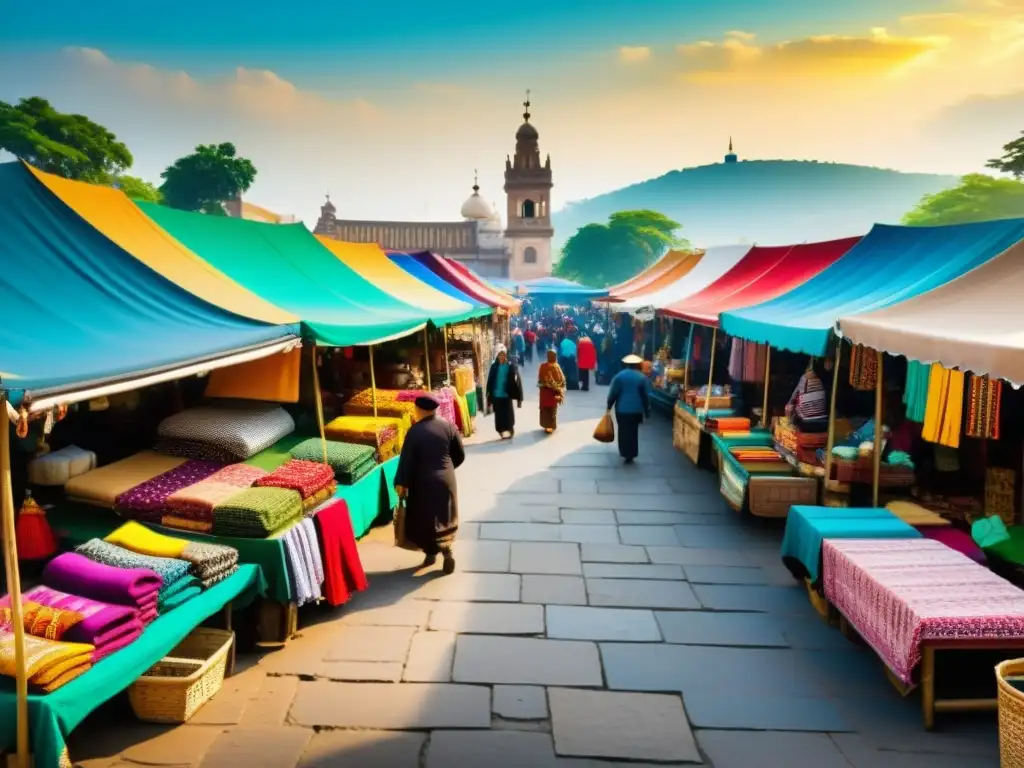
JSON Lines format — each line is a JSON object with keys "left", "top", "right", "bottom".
{"left": 606, "top": 354, "right": 651, "bottom": 463}
{"left": 538, "top": 349, "right": 566, "bottom": 433}
{"left": 577, "top": 335, "right": 597, "bottom": 391}
{"left": 486, "top": 344, "right": 524, "bottom": 439}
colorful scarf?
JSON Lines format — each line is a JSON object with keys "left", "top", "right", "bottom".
{"left": 965, "top": 375, "right": 1001, "bottom": 440}
{"left": 922, "top": 363, "right": 964, "bottom": 449}
{"left": 849, "top": 345, "right": 878, "bottom": 391}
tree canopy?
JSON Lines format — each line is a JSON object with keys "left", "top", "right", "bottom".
{"left": 159, "top": 142, "right": 257, "bottom": 215}
{"left": 114, "top": 175, "right": 162, "bottom": 203}
{"left": 902, "top": 173, "right": 1024, "bottom": 226}
{"left": 987, "top": 130, "right": 1024, "bottom": 180}
{"left": 0, "top": 97, "right": 133, "bottom": 182}
{"left": 555, "top": 209, "right": 687, "bottom": 287}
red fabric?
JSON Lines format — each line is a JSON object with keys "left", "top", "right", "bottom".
{"left": 662, "top": 237, "right": 860, "bottom": 326}
{"left": 577, "top": 338, "right": 597, "bottom": 370}
{"left": 389, "top": 251, "right": 516, "bottom": 309}
{"left": 524, "top": 331, "right": 536, "bottom": 344}
{"left": 313, "top": 498, "right": 368, "bottom": 606}
{"left": 257, "top": 459, "right": 334, "bottom": 499}
{"left": 539, "top": 387, "right": 560, "bottom": 408}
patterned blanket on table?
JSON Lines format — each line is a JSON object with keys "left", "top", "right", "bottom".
{"left": 156, "top": 403, "right": 296, "bottom": 462}
{"left": 289, "top": 439, "right": 376, "bottom": 485}
{"left": 166, "top": 464, "right": 268, "bottom": 519}
{"left": 213, "top": 486, "right": 302, "bottom": 537}
{"left": 822, "top": 538, "right": 1024, "bottom": 684}
{"left": 114, "top": 460, "right": 224, "bottom": 521}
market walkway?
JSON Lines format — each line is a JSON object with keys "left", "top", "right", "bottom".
{"left": 69, "top": 376, "right": 1000, "bottom": 767}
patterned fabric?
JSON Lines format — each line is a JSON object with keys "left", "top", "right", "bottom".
{"left": 966, "top": 375, "right": 1002, "bottom": 440}
{"left": 212, "top": 486, "right": 302, "bottom": 537}
{"left": 289, "top": 439, "right": 376, "bottom": 484}
{"left": 849, "top": 345, "right": 878, "bottom": 391}
{"left": 324, "top": 416, "right": 402, "bottom": 448}
{"left": 179, "top": 540, "right": 240, "bottom": 583}
{"left": 396, "top": 388, "right": 458, "bottom": 425}
{"left": 788, "top": 372, "right": 827, "bottom": 420}
{"left": 76, "top": 539, "right": 191, "bottom": 600}
{"left": 156, "top": 403, "right": 296, "bottom": 461}
{"left": 257, "top": 459, "right": 335, "bottom": 498}
{"left": 114, "top": 460, "right": 223, "bottom": 521}
{"left": 0, "top": 631, "right": 93, "bottom": 692}
{"left": 0, "top": 602, "right": 84, "bottom": 642}
{"left": 822, "top": 538, "right": 1024, "bottom": 684}
{"left": 282, "top": 524, "right": 317, "bottom": 606}
{"left": 166, "top": 464, "right": 268, "bottom": 519}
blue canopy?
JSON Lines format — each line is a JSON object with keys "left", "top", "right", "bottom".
{"left": 0, "top": 162, "right": 299, "bottom": 406}
{"left": 490, "top": 276, "right": 608, "bottom": 298}
{"left": 720, "top": 219, "right": 1024, "bottom": 356}
{"left": 388, "top": 253, "right": 487, "bottom": 309}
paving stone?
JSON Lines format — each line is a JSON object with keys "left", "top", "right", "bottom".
{"left": 615, "top": 511, "right": 704, "bottom": 526}
{"left": 557, "top": 524, "right": 621, "bottom": 544}
{"left": 121, "top": 725, "right": 223, "bottom": 766}
{"left": 481, "top": 523, "right": 563, "bottom": 541}
{"left": 674, "top": 525, "right": 778, "bottom": 549}
{"left": 555, "top": 493, "right": 695, "bottom": 512}
{"left": 467, "top": 506, "right": 563, "bottom": 524}
{"left": 506, "top": 477, "right": 561, "bottom": 493}
{"left": 429, "top": 601, "right": 545, "bottom": 634}
{"left": 586, "top": 578, "right": 700, "bottom": 609}
{"left": 413, "top": 572, "right": 521, "bottom": 602}
{"left": 780, "top": 614, "right": 851, "bottom": 650}
{"left": 460, "top": 522, "right": 481, "bottom": 539}
{"left": 655, "top": 610, "right": 789, "bottom": 647}
{"left": 597, "top": 479, "right": 672, "bottom": 495}
{"left": 554, "top": 454, "right": 619, "bottom": 468}
{"left": 187, "top": 665, "right": 266, "bottom": 725}
{"left": 560, "top": 479, "right": 598, "bottom": 494}
{"left": 693, "top": 584, "right": 809, "bottom": 613}
{"left": 510, "top": 542, "right": 582, "bottom": 575}
{"left": 339, "top": 602, "right": 432, "bottom": 627}
{"left": 200, "top": 726, "right": 311, "bottom": 768}
{"left": 404, "top": 630, "right": 457, "bottom": 682}
{"left": 426, "top": 730, "right": 558, "bottom": 768}
{"left": 546, "top": 605, "right": 661, "bottom": 642}
{"left": 697, "top": 730, "right": 853, "bottom": 768}
{"left": 831, "top": 733, "right": 999, "bottom": 767}
{"left": 579, "top": 544, "right": 648, "bottom": 563}
{"left": 299, "top": 731, "right": 426, "bottom": 768}
{"left": 453, "top": 636, "right": 603, "bottom": 685}
{"left": 323, "top": 625, "right": 416, "bottom": 662}
{"left": 683, "top": 565, "right": 770, "bottom": 585}
{"left": 522, "top": 575, "right": 588, "bottom": 605}
{"left": 277, "top": 660, "right": 405, "bottom": 682}
{"left": 289, "top": 681, "right": 491, "bottom": 728}
{"left": 493, "top": 685, "right": 549, "bottom": 719}
{"left": 560, "top": 508, "right": 617, "bottom": 525}
{"left": 684, "top": 692, "right": 851, "bottom": 731}
{"left": 618, "top": 526, "right": 680, "bottom": 546}
{"left": 240, "top": 674, "right": 300, "bottom": 726}
{"left": 647, "top": 546, "right": 775, "bottom": 567}
{"left": 582, "top": 563, "right": 684, "bottom": 580}
{"left": 549, "top": 688, "right": 701, "bottom": 763}
{"left": 452, "top": 539, "right": 512, "bottom": 572}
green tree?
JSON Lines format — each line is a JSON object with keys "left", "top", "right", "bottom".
{"left": 986, "top": 130, "right": 1024, "bottom": 180}
{"left": 555, "top": 209, "right": 687, "bottom": 287}
{"left": 0, "top": 97, "right": 132, "bottom": 181}
{"left": 159, "top": 142, "right": 257, "bottom": 215}
{"left": 902, "top": 174, "right": 1024, "bottom": 226}
{"left": 113, "top": 175, "right": 162, "bottom": 203}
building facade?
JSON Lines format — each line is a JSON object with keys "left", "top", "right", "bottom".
{"left": 503, "top": 92, "right": 554, "bottom": 280}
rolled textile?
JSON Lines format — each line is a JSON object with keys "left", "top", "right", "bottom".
{"left": 43, "top": 551, "right": 161, "bottom": 610}
{"left": 213, "top": 486, "right": 303, "bottom": 537}
{"left": 166, "top": 464, "right": 268, "bottom": 519}
{"left": 311, "top": 498, "right": 368, "bottom": 607}
{"left": 0, "top": 631, "right": 94, "bottom": 692}
{"left": 105, "top": 520, "right": 187, "bottom": 559}
{"left": 289, "top": 439, "right": 376, "bottom": 484}
{"left": 156, "top": 403, "right": 297, "bottom": 462}
{"left": 75, "top": 539, "right": 192, "bottom": 602}
{"left": 161, "top": 515, "right": 213, "bottom": 533}
{"left": 256, "top": 459, "right": 335, "bottom": 499}
{"left": 114, "top": 460, "right": 224, "bottom": 521}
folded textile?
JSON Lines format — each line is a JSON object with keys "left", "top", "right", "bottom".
{"left": 341, "top": 456, "right": 377, "bottom": 486}
{"left": 166, "top": 464, "right": 268, "bottom": 519}
{"left": 106, "top": 520, "right": 187, "bottom": 559}
{"left": 302, "top": 483, "right": 337, "bottom": 514}
{"left": 0, "top": 601, "right": 84, "bottom": 642}
{"left": 114, "top": 460, "right": 223, "bottom": 520}
{"left": 179, "top": 540, "right": 239, "bottom": 582}
{"left": 157, "top": 575, "right": 201, "bottom": 612}
{"left": 64, "top": 451, "right": 187, "bottom": 508}
{"left": 200, "top": 564, "right": 239, "bottom": 589}
{"left": 75, "top": 539, "right": 191, "bottom": 602}
{"left": 0, "top": 631, "right": 94, "bottom": 692}
{"left": 312, "top": 498, "right": 368, "bottom": 606}
{"left": 257, "top": 459, "right": 335, "bottom": 499}
{"left": 157, "top": 403, "right": 296, "bottom": 461}
{"left": 213, "top": 486, "right": 303, "bottom": 537}
{"left": 43, "top": 552, "right": 161, "bottom": 610}
{"left": 323, "top": 415, "right": 403, "bottom": 448}
{"left": 161, "top": 515, "right": 213, "bottom": 533}
{"left": 289, "top": 438, "right": 376, "bottom": 483}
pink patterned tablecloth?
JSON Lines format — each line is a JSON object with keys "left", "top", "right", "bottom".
{"left": 822, "top": 538, "right": 1024, "bottom": 683}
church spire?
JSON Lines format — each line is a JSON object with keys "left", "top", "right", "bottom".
{"left": 523, "top": 89, "right": 531, "bottom": 122}
{"left": 724, "top": 137, "right": 738, "bottom": 164}
{"left": 729, "top": 136, "right": 733, "bottom": 152}
{"left": 473, "top": 168, "right": 479, "bottom": 194}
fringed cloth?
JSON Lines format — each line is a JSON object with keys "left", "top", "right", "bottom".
{"left": 922, "top": 363, "right": 964, "bottom": 449}
{"left": 966, "top": 375, "right": 1001, "bottom": 440}
{"left": 848, "top": 345, "right": 878, "bottom": 391}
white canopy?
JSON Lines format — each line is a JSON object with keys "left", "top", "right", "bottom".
{"left": 837, "top": 238, "right": 1024, "bottom": 386}
{"left": 614, "top": 244, "right": 753, "bottom": 313}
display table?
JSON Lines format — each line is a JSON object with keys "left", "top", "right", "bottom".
{"left": 0, "top": 564, "right": 266, "bottom": 768}
{"left": 711, "top": 433, "right": 817, "bottom": 518}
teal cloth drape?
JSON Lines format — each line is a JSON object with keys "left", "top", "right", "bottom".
{"left": 903, "top": 360, "right": 931, "bottom": 423}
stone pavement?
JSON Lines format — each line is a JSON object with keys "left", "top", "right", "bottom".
{"left": 67, "top": 374, "right": 1002, "bottom": 767}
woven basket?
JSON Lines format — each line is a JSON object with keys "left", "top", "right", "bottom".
{"left": 129, "top": 628, "right": 234, "bottom": 724}
{"left": 997, "top": 658, "right": 1024, "bottom": 767}
{"left": 748, "top": 477, "right": 816, "bottom": 518}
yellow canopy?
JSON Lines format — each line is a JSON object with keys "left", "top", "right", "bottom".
{"left": 28, "top": 165, "right": 297, "bottom": 326}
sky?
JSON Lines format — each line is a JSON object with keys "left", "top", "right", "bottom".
{"left": 1, "top": 0, "right": 1022, "bottom": 227}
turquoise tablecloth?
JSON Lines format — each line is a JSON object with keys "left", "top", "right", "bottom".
{"left": 780, "top": 505, "right": 922, "bottom": 583}
{"left": 0, "top": 564, "right": 266, "bottom": 768}
{"left": 335, "top": 457, "right": 398, "bottom": 538}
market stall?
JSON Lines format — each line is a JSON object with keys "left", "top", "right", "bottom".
{"left": 603, "top": 249, "right": 703, "bottom": 303}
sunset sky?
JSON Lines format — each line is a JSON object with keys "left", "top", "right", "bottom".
{"left": 1, "top": 0, "right": 1022, "bottom": 226}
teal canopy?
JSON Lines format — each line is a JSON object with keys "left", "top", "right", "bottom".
{"left": 490, "top": 276, "right": 608, "bottom": 298}
{"left": 138, "top": 203, "right": 437, "bottom": 346}
{"left": 0, "top": 163, "right": 299, "bottom": 406}
{"left": 720, "top": 219, "right": 1024, "bottom": 356}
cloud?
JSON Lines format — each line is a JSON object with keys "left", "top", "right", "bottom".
{"left": 726, "top": 30, "right": 757, "bottom": 41}
{"left": 618, "top": 46, "right": 652, "bottom": 63}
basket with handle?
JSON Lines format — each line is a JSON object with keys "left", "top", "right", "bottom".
{"left": 128, "top": 627, "right": 234, "bottom": 724}
{"left": 997, "top": 658, "right": 1024, "bottom": 767}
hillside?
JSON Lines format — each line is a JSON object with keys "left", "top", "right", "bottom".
{"left": 552, "top": 160, "right": 961, "bottom": 248}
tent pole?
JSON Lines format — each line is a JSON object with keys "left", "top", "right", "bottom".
{"left": 369, "top": 345, "right": 379, "bottom": 418}
{"left": 310, "top": 348, "right": 328, "bottom": 465}
{"left": 761, "top": 345, "right": 772, "bottom": 428}
{"left": 1, "top": 394, "right": 30, "bottom": 768}
{"left": 872, "top": 349, "right": 884, "bottom": 507}
{"left": 703, "top": 327, "right": 718, "bottom": 416}
{"left": 823, "top": 344, "right": 842, "bottom": 496}
{"left": 683, "top": 323, "right": 694, "bottom": 394}
{"left": 443, "top": 326, "right": 451, "bottom": 384}
{"left": 424, "top": 328, "right": 432, "bottom": 390}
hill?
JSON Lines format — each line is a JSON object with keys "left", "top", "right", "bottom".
{"left": 552, "top": 160, "right": 961, "bottom": 248}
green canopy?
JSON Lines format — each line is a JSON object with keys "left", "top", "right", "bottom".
{"left": 138, "top": 203, "right": 438, "bottom": 346}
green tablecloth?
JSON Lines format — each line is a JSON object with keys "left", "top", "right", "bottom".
{"left": 0, "top": 564, "right": 265, "bottom": 768}
{"left": 337, "top": 457, "right": 398, "bottom": 537}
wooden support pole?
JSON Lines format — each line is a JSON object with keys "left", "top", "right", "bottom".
{"left": 369, "top": 345, "right": 379, "bottom": 418}
{"left": 443, "top": 326, "right": 451, "bottom": 383}
{"left": 824, "top": 344, "right": 843, "bottom": 490}
{"left": 310, "top": 348, "right": 328, "bottom": 465}
{"left": 872, "top": 349, "right": 884, "bottom": 507}
{"left": 424, "top": 328, "right": 432, "bottom": 390}
{"left": 761, "top": 345, "right": 772, "bottom": 428}
{"left": 703, "top": 327, "right": 718, "bottom": 416}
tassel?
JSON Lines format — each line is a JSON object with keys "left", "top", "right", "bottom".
{"left": 15, "top": 492, "right": 58, "bottom": 561}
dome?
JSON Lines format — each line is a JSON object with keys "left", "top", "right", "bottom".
{"left": 460, "top": 185, "right": 493, "bottom": 220}
{"left": 516, "top": 122, "right": 538, "bottom": 141}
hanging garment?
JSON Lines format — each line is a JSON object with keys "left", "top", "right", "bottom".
{"left": 965, "top": 375, "right": 1002, "bottom": 440}
{"left": 903, "top": 360, "right": 931, "bottom": 423}
{"left": 922, "top": 363, "right": 965, "bottom": 449}
{"left": 728, "top": 339, "right": 743, "bottom": 381}
{"left": 849, "top": 345, "right": 878, "bottom": 391}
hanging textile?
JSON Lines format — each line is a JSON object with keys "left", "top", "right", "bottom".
{"left": 849, "top": 345, "right": 878, "bottom": 391}
{"left": 726, "top": 338, "right": 767, "bottom": 383}
{"left": 903, "top": 360, "right": 931, "bottom": 423}
{"left": 922, "top": 363, "right": 965, "bottom": 449}
{"left": 728, "top": 339, "right": 743, "bottom": 381}
{"left": 965, "top": 375, "right": 1002, "bottom": 440}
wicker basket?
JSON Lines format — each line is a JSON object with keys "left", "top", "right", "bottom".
{"left": 997, "top": 658, "right": 1024, "bottom": 767}
{"left": 748, "top": 477, "right": 817, "bottom": 518}
{"left": 129, "top": 628, "right": 234, "bottom": 724}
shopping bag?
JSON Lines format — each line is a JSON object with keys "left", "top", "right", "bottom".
{"left": 593, "top": 411, "right": 615, "bottom": 443}
{"left": 393, "top": 501, "right": 420, "bottom": 551}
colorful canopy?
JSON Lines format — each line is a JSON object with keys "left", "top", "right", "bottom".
{"left": 663, "top": 237, "right": 860, "bottom": 327}
{"left": 138, "top": 203, "right": 433, "bottom": 346}
{"left": 314, "top": 236, "right": 490, "bottom": 324}
{"left": 443, "top": 257, "right": 521, "bottom": 312}
{"left": 396, "top": 251, "right": 519, "bottom": 312}
{"left": 838, "top": 236, "right": 1024, "bottom": 386}
{"left": 388, "top": 253, "right": 488, "bottom": 309}
{"left": 605, "top": 250, "right": 698, "bottom": 301}
{"left": 614, "top": 245, "right": 753, "bottom": 312}
{"left": 721, "top": 220, "right": 1024, "bottom": 356}
{"left": 489, "top": 276, "right": 607, "bottom": 298}
{"left": 0, "top": 162, "right": 298, "bottom": 405}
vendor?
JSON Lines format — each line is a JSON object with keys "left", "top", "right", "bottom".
{"left": 785, "top": 358, "right": 830, "bottom": 430}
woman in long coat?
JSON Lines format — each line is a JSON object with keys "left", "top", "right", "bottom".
{"left": 486, "top": 345, "right": 524, "bottom": 439}
{"left": 537, "top": 349, "right": 566, "bottom": 433}
{"left": 394, "top": 394, "right": 465, "bottom": 573}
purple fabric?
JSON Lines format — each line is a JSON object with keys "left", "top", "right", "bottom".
{"left": 90, "top": 623, "right": 143, "bottom": 661}
{"left": 43, "top": 552, "right": 161, "bottom": 609}
{"left": 115, "top": 460, "right": 223, "bottom": 519}
{"left": 919, "top": 526, "right": 987, "bottom": 564}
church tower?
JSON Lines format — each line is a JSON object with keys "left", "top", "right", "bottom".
{"left": 724, "top": 137, "right": 738, "bottom": 164}
{"left": 504, "top": 90, "right": 554, "bottom": 280}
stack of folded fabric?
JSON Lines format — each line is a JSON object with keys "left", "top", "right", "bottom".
{"left": 42, "top": 552, "right": 161, "bottom": 624}
{"left": 324, "top": 415, "right": 407, "bottom": 462}
{"left": 105, "top": 521, "right": 240, "bottom": 589}
{"left": 0, "top": 631, "right": 94, "bottom": 692}
{"left": 75, "top": 539, "right": 199, "bottom": 614}
{"left": 114, "top": 460, "right": 224, "bottom": 522}
{"left": 396, "top": 388, "right": 458, "bottom": 425}
{"left": 213, "top": 487, "right": 303, "bottom": 537}
{"left": 289, "top": 439, "right": 376, "bottom": 486}
{"left": 163, "top": 464, "right": 268, "bottom": 533}
{"left": 257, "top": 458, "right": 337, "bottom": 510}
{"left": 705, "top": 417, "right": 751, "bottom": 435}
{"left": 729, "top": 446, "right": 792, "bottom": 474}
{"left": 155, "top": 403, "right": 296, "bottom": 462}
{"left": 342, "top": 389, "right": 417, "bottom": 420}
{"left": 2, "top": 587, "right": 143, "bottom": 661}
